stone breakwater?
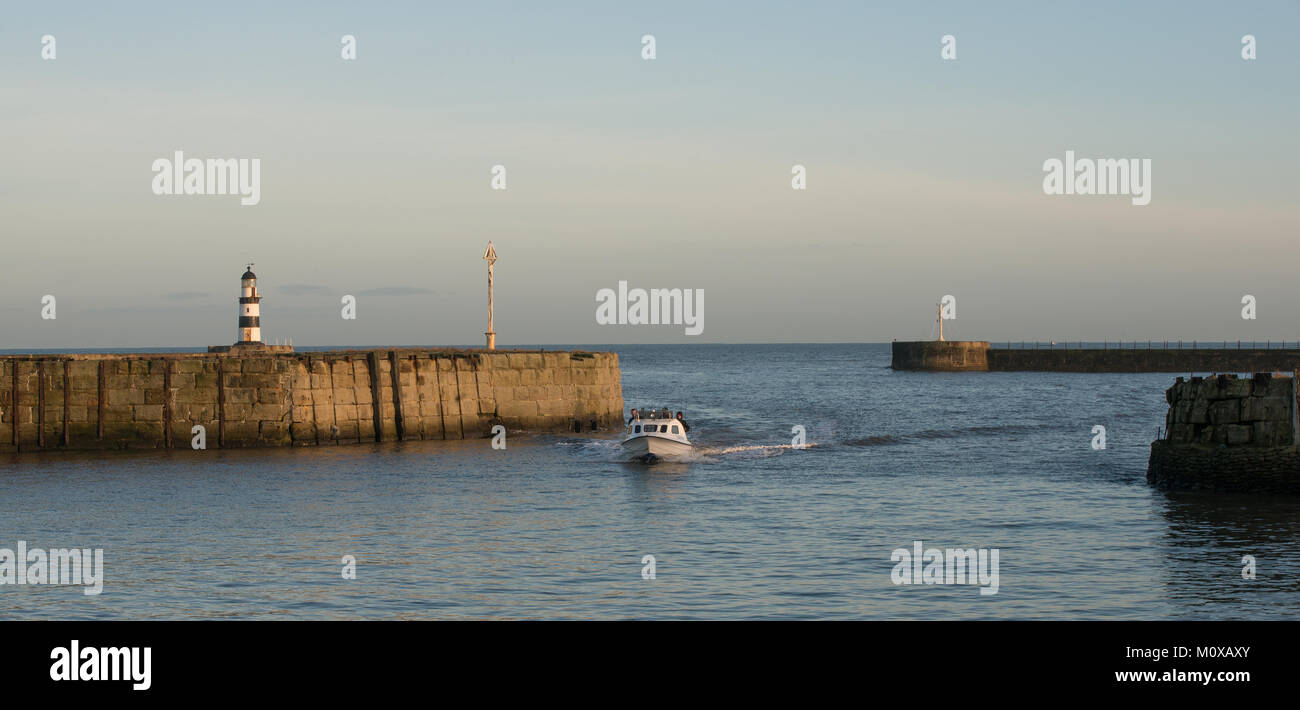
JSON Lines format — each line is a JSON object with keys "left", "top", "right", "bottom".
{"left": 891, "top": 340, "right": 1300, "bottom": 373}
{"left": 0, "top": 349, "right": 623, "bottom": 452}
{"left": 888, "top": 341, "right": 990, "bottom": 371}
{"left": 1147, "top": 372, "right": 1300, "bottom": 494}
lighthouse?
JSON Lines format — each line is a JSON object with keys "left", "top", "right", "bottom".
{"left": 238, "top": 264, "right": 262, "bottom": 345}
{"left": 206, "top": 264, "right": 292, "bottom": 353}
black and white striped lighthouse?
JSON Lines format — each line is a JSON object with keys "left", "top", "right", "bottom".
{"left": 237, "top": 264, "right": 262, "bottom": 345}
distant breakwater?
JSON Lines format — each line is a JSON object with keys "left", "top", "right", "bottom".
{"left": 891, "top": 341, "right": 1300, "bottom": 373}
{"left": 0, "top": 349, "right": 623, "bottom": 452}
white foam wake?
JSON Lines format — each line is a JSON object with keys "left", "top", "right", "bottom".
{"left": 701, "top": 443, "right": 818, "bottom": 456}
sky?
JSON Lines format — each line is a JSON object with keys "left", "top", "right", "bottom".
{"left": 1, "top": 1, "right": 1298, "bottom": 347}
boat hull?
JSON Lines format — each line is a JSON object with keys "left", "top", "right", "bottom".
{"left": 621, "top": 434, "right": 693, "bottom": 462}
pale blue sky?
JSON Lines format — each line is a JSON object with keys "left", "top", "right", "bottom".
{"left": 2, "top": 1, "right": 1297, "bottom": 347}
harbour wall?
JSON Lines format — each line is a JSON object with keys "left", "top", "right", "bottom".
{"left": 0, "top": 349, "right": 623, "bottom": 452}
{"left": 1147, "top": 372, "right": 1300, "bottom": 494}
{"left": 889, "top": 341, "right": 990, "bottom": 371}
{"left": 892, "top": 341, "right": 1300, "bottom": 373}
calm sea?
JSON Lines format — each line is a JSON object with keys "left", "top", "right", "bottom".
{"left": 1, "top": 343, "right": 1296, "bottom": 619}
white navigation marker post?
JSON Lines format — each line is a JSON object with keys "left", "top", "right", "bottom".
{"left": 483, "top": 241, "right": 498, "bottom": 350}
{"left": 936, "top": 301, "right": 945, "bottom": 342}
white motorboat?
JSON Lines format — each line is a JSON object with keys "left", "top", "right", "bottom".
{"left": 621, "top": 409, "right": 693, "bottom": 462}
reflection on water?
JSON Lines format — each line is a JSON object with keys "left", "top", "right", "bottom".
{"left": 1154, "top": 491, "right": 1300, "bottom": 613}
{"left": 0, "top": 344, "right": 1296, "bottom": 619}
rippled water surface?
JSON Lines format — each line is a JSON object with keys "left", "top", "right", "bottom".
{"left": 1, "top": 344, "right": 1296, "bottom": 619}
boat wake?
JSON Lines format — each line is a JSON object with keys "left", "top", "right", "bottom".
{"left": 555, "top": 438, "right": 817, "bottom": 463}
{"left": 699, "top": 443, "right": 819, "bottom": 457}
{"left": 556, "top": 421, "right": 1044, "bottom": 461}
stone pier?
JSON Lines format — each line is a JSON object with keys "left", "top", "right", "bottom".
{"left": 0, "top": 349, "right": 623, "bottom": 452}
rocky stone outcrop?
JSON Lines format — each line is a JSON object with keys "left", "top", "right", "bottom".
{"left": 1147, "top": 372, "right": 1300, "bottom": 493}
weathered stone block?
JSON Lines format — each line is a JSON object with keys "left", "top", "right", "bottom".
{"left": 242, "top": 359, "right": 273, "bottom": 373}
{"left": 68, "top": 391, "right": 99, "bottom": 407}
{"left": 102, "top": 404, "right": 133, "bottom": 421}
{"left": 1240, "top": 396, "right": 1290, "bottom": 423}
{"left": 68, "top": 375, "right": 98, "bottom": 391}
{"left": 240, "top": 374, "right": 280, "bottom": 390}
{"left": 313, "top": 403, "right": 335, "bottom": 424}
{"left": 250, "top": 403, "right": 283, "bottom": 421}
{"left": 1208, "top": 400, "right": 1240, "bottom": 425}
{"left": 290, "top": 422, "right": 316, "bottom": 441}
{"left": 224, "top": 421, "right": 258, "bottom": 443}
{"left": 356, "top": 419, "right": 376, "bottom": 441}
{"left": 133, "top": 404, "right": 164, "bottom": 421}
{"left": 105, "top": 388, "right": 144, "bottom": 406}
{"left": 224, "top": 403, "right": 253, "bottom": 421}
{"left": 173, "top": 388, "right": 214, "bottom": 405}
{"left": 194, "top": 372, "right": 219, "bottom": 389}
{"left": 66, "top": 406, "right": 89, "bottom": 423}
{"left": 1226, "top": 424, "right": 1252, "bottom": 445}
{"left": 101, "top": 421, "right": 141, "bottom": 441}
{"left": 174, "top": 360, "right": 208, "bottom": 374}
{"left": 1189, "top": 399, "right": 1209, "bottom": 424}
{"left": 128, "top": 421, "right": 164, "bottom": 445}
{"left": 67, "top": 423, "right": 98, "bottom": 443}
{"left": 501, "top": 400, "right": 539, "bottom": 418}
{"left": 491, "top": 369, "right": 520, "bottom": 387}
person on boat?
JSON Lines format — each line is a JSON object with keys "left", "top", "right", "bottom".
{"left": 627, "top": 408, "right": 639, "bottom": 424}
{"left": 660, "top": 407, "right": 671, "bottom": 419}
{"left": 675, "top": 411, "right": 690, "bottom": 433}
